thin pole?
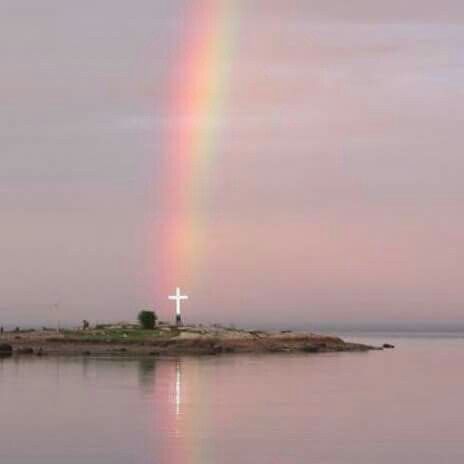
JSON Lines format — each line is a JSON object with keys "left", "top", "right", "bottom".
{"left": 53, "top": 303, "right": 60, "bottom": 333}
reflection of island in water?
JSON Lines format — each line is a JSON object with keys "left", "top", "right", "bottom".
{"left": 138, "top": 358, "right": 182, "bottom": 416}
{"left": 145, "top": 358, "right": 216, "bottom": 463}
{"left": 138, "top": 357, "right": 182, "bottom": 415}
{"left": 176, "top": 360, "right": 181, "bottom": 416}
{"left": 136, "top": 357, "right": 183, "bottom": 462}
{"left": 137, "top": 358, "right": 157, "bottom": 391}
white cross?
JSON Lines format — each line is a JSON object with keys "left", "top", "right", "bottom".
{"left": 168, "top": 287, "right": 189, "bottom": 318}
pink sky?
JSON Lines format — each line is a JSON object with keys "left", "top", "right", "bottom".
{"left": 1, "top": 0, "right": 464, "bottom": 327}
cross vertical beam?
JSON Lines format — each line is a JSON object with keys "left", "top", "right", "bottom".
{"left": 168, "top": 287, "right": 189, "bottom": 327}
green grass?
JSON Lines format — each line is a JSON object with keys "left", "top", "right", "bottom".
{"left": 60, "top": 327, "right": 180, "bottom": 343}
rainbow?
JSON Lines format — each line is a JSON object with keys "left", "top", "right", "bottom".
{"left": 154, "top": 1, "right": 237, "bottom": 308}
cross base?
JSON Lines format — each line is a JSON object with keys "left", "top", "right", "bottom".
{"left": 176, "top": 314, "right": 182, "bottom": 327}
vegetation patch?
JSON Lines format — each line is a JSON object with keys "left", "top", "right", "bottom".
{"left": 57, "top": 327, "right": 180, "bottom": 344}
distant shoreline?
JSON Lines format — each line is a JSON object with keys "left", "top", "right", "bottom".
{"left": 0, "top": 325, "right": 384, "bottom": 357}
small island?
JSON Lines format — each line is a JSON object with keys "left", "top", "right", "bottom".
{"left": 0, "top": 320, "right": 384, "bottom": 357}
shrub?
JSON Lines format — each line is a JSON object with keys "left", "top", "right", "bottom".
{"left": 138, "top": 310, "right": 157, "bottom": 330}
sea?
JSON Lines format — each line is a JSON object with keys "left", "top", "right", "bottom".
{"left": 0, "top": 333, "right": 463, "bottom": 464}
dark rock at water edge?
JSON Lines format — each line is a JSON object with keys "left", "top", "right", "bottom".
{"left": 36, "top": 348, "right": 46, "bottom": 356}
{"left": 302, "top": 345, "right": 320, "bottom": 353}
{"left": 383, "top": 343, "right": 395, "bottom": 349}
{"left": 0, "top": 344, "right": 13, "bottom": 354}
{"left": 16, "top": 347, "right": 34, "bottom": 355}
{"left": 0, "top": 343, "right": 13, "bottom": 356}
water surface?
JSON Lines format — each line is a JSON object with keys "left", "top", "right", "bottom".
{"left": 1, "top": 335, "right": 463, "bottom": 463}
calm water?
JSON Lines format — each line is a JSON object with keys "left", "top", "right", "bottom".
{"left": 1, "top": 335, "right": 463, "bottom": 464}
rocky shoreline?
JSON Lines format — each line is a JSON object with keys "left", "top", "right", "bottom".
{"left": 0, "top": 326, "right": 388, "bottom": 357}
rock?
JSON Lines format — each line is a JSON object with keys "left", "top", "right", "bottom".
{"left": 17, "top": 347, "right": 34, "bottom": 355}
{"left": 383, "top": 343, "right": 395, "bottom": 349}
{"left": 212, "top": 344, "right": 224, "bottom": 354}
{"left": 0, "top": 344, "right": 13, "bottom": 355}
{"left": 250, "top": 330, "right": 266, "bottom": 337}
{"left": 112, "top": 348, "right": 127, "bottom": 353}
{"left": 302, "top": 345, "right": 320, "bottom": 353}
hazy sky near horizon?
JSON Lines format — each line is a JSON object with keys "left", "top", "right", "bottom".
{"left": 2, "top": 1, "right": 464, "bottom": 327}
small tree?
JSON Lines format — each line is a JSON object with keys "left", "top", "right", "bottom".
{"left": 138, "top": 310, "right": 157, "bottom": 330}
